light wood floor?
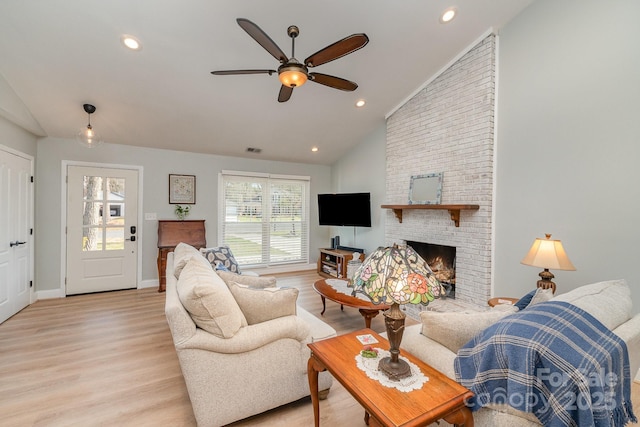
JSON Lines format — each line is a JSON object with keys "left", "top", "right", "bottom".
{"left": 0, "top": 270, "right": 638, "bottom": 426}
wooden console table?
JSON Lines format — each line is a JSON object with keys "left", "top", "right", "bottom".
{"left": 157, "top": 220, "right": 206, "bottom": 292}
{"left": 381, "top": 204, "right": 479, "bottom": 227}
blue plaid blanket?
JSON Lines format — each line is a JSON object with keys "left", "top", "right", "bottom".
{"left": 454, "top": 301, "right": 637, "bottom": 427}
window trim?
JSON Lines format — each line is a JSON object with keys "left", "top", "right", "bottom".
{"left": 218, "top": 171, "right": 310, "bottom": 268}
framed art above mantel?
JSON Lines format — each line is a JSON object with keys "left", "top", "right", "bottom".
{"left": 169, "top": 174, "right": 196, "bottom": 204}
{"left": 408, "top": 172, "right": 443, "bottom": 205}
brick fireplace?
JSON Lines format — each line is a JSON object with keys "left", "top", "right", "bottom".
{"left": 384, "top": 35, "right": 496, "bottom": 317}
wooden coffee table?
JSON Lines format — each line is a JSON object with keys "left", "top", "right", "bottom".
{"left": 313, "top": 279, "right": 390, "bottom": 328}
{"left": 308, "top": 329, "right": 474, "bottom": 427}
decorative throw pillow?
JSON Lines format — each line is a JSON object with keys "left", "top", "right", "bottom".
{"left": 216, "top": 270, "right": 277, "bottom": 289}
{"left": 214, "top": 262, "right": 230, "bottom": 272}
{"left": 173, "top": 242, "right": 205, "bottom": 279}
{"left": 551, "top": 279, "right": 632, "bottom": 330}
{"left": 528, "top": 287, "right": 553, "bottom": 306}
{"left": 228, "top": 282, "right": 298, "bottom": 325}
{"left": 177, "top": 257, "right": 247, "bottom": 338}
{"left": 420, "top": 309, "right": 516, "bottom": 353}
{"left": 200, "top": 246, "right": 241, "bottom": 273}
{"left": 514, "top": 290, "right": 537, "bottom": 310}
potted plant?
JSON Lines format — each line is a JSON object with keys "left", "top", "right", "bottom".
{"left": 174, "top": 204, "right": 190, "bottom": 220}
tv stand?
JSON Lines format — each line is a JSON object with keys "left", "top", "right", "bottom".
{"left": 317, "top": 248, "right": 365, "bottom": 279}
{"left": 336, "top": 245, "right": 364, "bottom": 253}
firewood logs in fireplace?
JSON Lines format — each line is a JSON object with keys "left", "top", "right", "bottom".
{"left": 430, "top": 256, "right": 455, "bottom": 284}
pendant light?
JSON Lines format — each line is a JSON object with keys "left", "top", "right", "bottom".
{"left": 76, "top": 103, "right": 103, "bottom": 148}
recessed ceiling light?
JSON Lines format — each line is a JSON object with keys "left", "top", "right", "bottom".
{"left": 355, "top": 99, "right": 366, "bottom": 108}
{"left": 311, "top": 147, "right": 319, "bottom": 152}
{"left": 121, "top": 35, "right": 142, "bottom": 50}
{"left": 440, "top": 7, "right": 458, "bottom": 24}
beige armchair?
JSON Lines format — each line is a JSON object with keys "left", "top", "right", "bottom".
{"left": 164, "top": 246, "right": 335, "bottom": 426}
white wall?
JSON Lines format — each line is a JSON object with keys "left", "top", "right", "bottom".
{"left": 0, "top": 74, "right": 44, "bottom": 138}
{"left": 0, "top": 116, "right": 37, "bottom": 157}
{"left": 494, "top": 0, "right": 640, "bottom": 310}
{"left": 329, "top": 122, "right": 387, "bottom": 255}
{"left": 35, "top": 137, "right": 332, "bottom": 292}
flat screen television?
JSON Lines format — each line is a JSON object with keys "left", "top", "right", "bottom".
{"left": 317, "top": 192, "right": 371, "bottom": 227}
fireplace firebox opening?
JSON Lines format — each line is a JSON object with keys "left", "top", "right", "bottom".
{"left": 406, "top": 240, "right": 456, "bottom": 298}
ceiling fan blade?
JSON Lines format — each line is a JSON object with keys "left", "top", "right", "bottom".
{"left": 278, "top": 85, "right": 293, "bottom": 103}
{"left": 211, "top": 69, "right": 276, "bottom": 75}
{"left": 309, "top": 73, "right": 358, "bottom": 91}
{"left": 237, "top": 18, "right": 288, "bottom": 63}
{"left": 304, "top": 34, "right": 369, "bottom": 67}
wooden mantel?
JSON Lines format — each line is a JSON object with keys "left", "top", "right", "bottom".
{"left": 381, "top": 204, "right": 480, "bottom": 227}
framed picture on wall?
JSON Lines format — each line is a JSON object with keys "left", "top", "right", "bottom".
{"left": 169, "top": 174, "right": 196, "bottom": 204}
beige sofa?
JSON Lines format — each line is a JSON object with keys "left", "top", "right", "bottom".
{"left": 164, "top": 244, "right": 335, "bottom": 427}
{"left": 400, "top": 279, "right": 640, "bottom": 426}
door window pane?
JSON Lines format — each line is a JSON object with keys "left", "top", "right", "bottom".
{"left": 81, "top": 175, "right": 129, "bottom": 251}
{"left": 83, "top": 227, "right": 103, "bottom": 251}
{"left": 107, "top": 178, "right": 125, "bottom": 199}
{"left": 83, "top": 202, "right": 103, "bottom": 226}
{"left": 106, "top": 203, "right": 124, "bottom": 226}
{"left": 83, "top": 176, "right": 103, "bottom": 200}
{"left": 106, "top": 227, "right": 124, "bottom": 250}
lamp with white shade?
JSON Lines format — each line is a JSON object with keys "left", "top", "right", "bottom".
{"left": 520, "top": 234, "right": 576, "bottom": 293}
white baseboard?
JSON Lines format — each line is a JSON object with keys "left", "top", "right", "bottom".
{"left": 36, "top": 288, "right": 66, "bottom": 300}
{"left": 636, "top": 368, "right": 640, "bottom": 383}
{"left": 36, "top": 280, "right": 159, "bottom": 299}
{"left": 139, "top": 279, "right": 159, "bottom": 290}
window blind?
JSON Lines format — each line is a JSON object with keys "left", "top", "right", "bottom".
{"left": 219, "top": 172, "right": 309, "bottom": 267}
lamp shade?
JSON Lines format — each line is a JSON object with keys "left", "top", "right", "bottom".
{"left": 278, "top": 65, "right": 308, "bottom": 88}
{"left": 76, "top": 124, "right": 103, "bottom": 148}
{"left": 521, "top": 234, "right": 575, "bottom": 271}
{"left": 350, "top": 245, "right": 444, "bottom": 306}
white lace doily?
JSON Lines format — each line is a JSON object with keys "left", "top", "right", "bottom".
{"left": 355, "top": 348, "right": 428, "bottom": 392}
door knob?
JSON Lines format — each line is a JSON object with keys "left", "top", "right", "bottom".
{"left": 9, "top": 241, "right": 26, "bottom": 247}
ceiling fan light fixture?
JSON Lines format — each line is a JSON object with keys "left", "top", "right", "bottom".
{"left": 278, "top": 63, "right": 308, "bottom": 88}
{"left": 212, "top": 19, "right": 368, "bottom": 102}
{"left": 76, "top": 103, "right": 103, "bottom": 148}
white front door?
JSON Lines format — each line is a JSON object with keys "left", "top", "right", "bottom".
{"left": 66, "top": 166, "right": 138, "bottom": 295}
{"left": 0, "top": 148, "right": 32, "bottom": 323}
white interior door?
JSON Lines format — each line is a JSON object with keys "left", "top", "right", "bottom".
{"left": 0, "top": 148, "right": 32, "bottom": 324}
{"left": 66, "top": 166, "right": 138, "bottom": 295}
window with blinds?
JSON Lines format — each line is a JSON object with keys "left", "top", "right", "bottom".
{"left": 219, "top": 172, "right": 310, "bottom": 267}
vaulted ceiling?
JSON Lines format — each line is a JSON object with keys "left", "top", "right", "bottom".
{"left": 0, "top": 0, "right": 533, "bottom": 164}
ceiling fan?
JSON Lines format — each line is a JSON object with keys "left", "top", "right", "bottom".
{"left": 211, "top": 18, "right": 369, "bottom": 102}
